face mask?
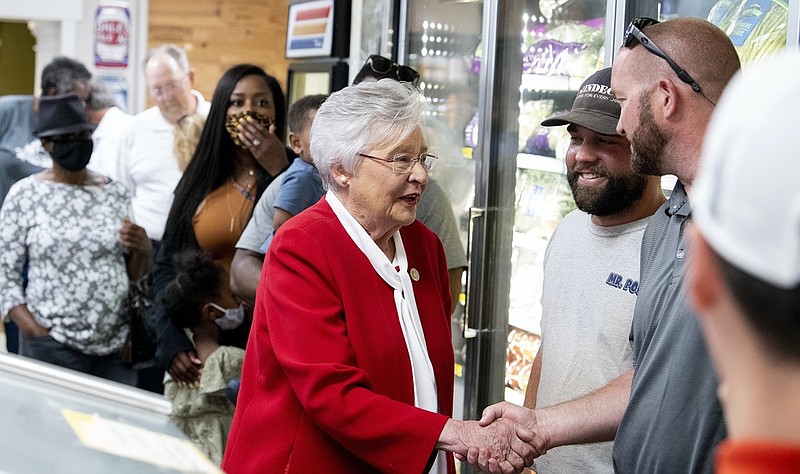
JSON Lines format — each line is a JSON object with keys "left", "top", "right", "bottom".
{"left": 50, "top": 139, "right": 93, "bottom": 172}
{"left": 224, "top": 111, "right": 273, "bottom": 149}
{"left": 208, "top": 303, "right": 246, "bottom": 331}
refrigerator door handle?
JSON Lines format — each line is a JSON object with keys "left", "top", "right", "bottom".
{"left": 463, "top": 206, "right": 486, "bottom": 339}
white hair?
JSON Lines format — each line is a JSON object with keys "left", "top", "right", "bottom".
{"left": 145, "top": 43, "right": 190, "bottom": 73}
{"left": 311, "top": 79, "right": 426, "bottom": 190}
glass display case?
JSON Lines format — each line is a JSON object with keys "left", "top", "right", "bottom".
{"left": 0, "top": 353, "right": 219, "bottom": 473}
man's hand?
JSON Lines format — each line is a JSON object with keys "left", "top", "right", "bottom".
{"left": 468, "top": 401, "right": 549, "bottom": 472}
{"left": 168, "top": 350, "right": 202, "bottom": 386}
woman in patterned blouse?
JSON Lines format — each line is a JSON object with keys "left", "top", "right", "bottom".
{"left": 0, "top": 94, "right": 151, "bottom": 385}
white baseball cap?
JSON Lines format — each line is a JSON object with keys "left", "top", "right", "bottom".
{"left": 692, "top": 52, "right": 800, "bottom": 289}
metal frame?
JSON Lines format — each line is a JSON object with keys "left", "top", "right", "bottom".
{"left": 0, "top": 352, "right": 171, "bottom": 415}
{"left": 462, "top": 0, "right": 524, "bottom": 425}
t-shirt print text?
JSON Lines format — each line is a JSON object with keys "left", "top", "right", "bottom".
{"left": 606, "top": 272, "right": 639, "bottom": 295}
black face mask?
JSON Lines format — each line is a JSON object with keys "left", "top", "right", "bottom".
{"left": 50, "top": 139, "right": 93, "bottom": 172}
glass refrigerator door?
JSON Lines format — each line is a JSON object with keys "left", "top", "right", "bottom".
{"left": 401, "top": 0, "right": 484, "bottom": 422}
{"left": 621, "top": 0, "right": 795, "bottom": 66}
{"left": 504, "top": 0, "right": 610, "bottom": 406}
{"left": 449, "top": 0, "right": 610, "bottom": 425}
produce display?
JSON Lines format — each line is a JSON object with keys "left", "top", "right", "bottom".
{"left": 708, "top": 0, "right": 788, "bottom": 65}
{"left": 523, "top": 18, "right": 605, "bottom": 78}
{"left": 506, "top": 329, "right": 540, "bottom": 394}
{"left": 518, "top": 17, "right": 604, "bottom": 155}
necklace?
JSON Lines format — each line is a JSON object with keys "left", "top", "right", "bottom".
{"left": 225, "top": 177, "right": 253, "bottom": 233}
{"left": 232, "top": 169, "right": 256, "bottom": 201}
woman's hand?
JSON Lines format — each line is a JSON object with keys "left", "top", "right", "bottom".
{"left": 9, "top": 304, "right": 49, "bottom": 338}
{"left": 119, "top": 218, "right": 152, "bottom": 280}
{"left": 437, "top": 418, "right": 540, "bottom": 474}
{"left": 238, "top": 118, "right": 289, "bottom": 176}
{"left": 168, "top": 350, "right": 203, "bottom": 386}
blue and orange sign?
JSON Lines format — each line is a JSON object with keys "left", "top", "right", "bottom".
{"left": 286, "top": 0, "right": 335, "bottom": 58}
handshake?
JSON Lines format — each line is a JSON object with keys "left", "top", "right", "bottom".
{"left": 439, "top": 402, "right": 546, "bottom": 474}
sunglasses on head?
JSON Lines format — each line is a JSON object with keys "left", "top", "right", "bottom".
{"left": 365, "top": 54, "right": 421, "bottom": 86}
{"left": 623, "top": 17, "right": 715, "bottom": 106}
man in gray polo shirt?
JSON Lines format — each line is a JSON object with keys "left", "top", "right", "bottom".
{"left": 473, "top": 17, "right": 741, "bottom": 474}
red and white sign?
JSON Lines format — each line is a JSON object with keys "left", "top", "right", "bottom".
{"left": 94, "top": 1, "right": 130, "bottom": 69}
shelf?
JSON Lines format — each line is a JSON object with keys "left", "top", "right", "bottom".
{"left": 521, "top": 73, "right": 584, "bottom": 92}
{"left": 517, "top": 153, "right": 566, "bottom": 174}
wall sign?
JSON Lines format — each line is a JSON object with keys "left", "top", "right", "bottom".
{"left": 94, "top": 1, "right": 130, "bottom": 68}
{"left": 285, "top": 0, "right": 335, "bottom": 58}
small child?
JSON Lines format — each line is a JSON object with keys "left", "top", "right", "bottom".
{"left": 161, "top": 249, "right": 247, "bottom": 465}
{"left": 173, "top": 113, "right": 206, "bottom": 171}
{"left": 260, "top": 93, "right": 328, "bottom": 251}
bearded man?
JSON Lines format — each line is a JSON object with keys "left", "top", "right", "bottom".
{"left": 522, "top": 66, "right": 665, "bottom": 473}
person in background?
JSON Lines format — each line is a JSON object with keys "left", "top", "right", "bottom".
{"left": 0, "top": 56, "right": 92, "bottom": 204}
{"left": 0, "top": 94, "right": 150, "bottom": 385}
{"left": 222, "top": 79, "right": 538, "bottom": 474}
{"left": 173, "top": 113, "right": 206, "bottom": 172}
{"left": 151, "top": 64, "right": 290, "bottom": 388}
{"left": 162, "top": 249, "right": 246, "bottom": 465}
{"left": 85, "top": 78, "right": 132, "bottom": 176}
{"left": 230, "top": 93, "right": 327, "bottom": 306}
{"left": 477, "top": 17, "right": 741, "bottom": 474}
{"left": 523, "top": 67, "right": 665, "bottom": 473}
{"left": 110, "top": 44, "right": 211, "bottom": 393}
{"left": 113, "top": 43, "right": 211, "bottom": 244}
{"left": 687, "top": 52, "right": 800, "bottom": 473}
{"left": 352, "top": 55, "right": 468, "bottom": 315}
{"left": 0, "top": 56, "right": 91, "bottom": 354}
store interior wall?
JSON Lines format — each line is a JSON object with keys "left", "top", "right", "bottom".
{"left": 0, "top": 22, "right": 35, "bottom": 96}
{"left": 0, "top": 0, "right": 294, "bottom": 113}
{"left": 148, "top": 0, "right": 294, "bottom": 107}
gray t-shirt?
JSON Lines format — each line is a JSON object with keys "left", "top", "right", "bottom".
{"left": 236, "top": 173, "right": 285, "bottom": 253}
{"left": 613, "top": 182, "right": 725, "bottom": 473}
{"left": 535, "top": 210, "right": 649, "bottom": 474}
{"left": 416, "top": 179, "right": 468, "bottom": 271}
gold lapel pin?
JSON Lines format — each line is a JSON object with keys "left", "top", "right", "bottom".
{"left": 410, "top": 268, "right": 420, "bottom": 281}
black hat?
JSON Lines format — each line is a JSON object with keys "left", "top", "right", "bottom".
{"left": 541, "top": 67, "right": 621, "bottom": 135}
{"left": 35, "top": 94, "right": 96, "bottom": 138}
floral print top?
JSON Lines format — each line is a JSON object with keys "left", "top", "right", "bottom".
{"left": 0, "top": 176, "right": 132, "bottom": 356}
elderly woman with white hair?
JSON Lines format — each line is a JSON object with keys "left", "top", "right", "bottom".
{"left": 222, "top": 80, "right": 536, "bottom": 474}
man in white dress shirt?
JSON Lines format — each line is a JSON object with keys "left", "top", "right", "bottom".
{"left": 114, "top": 43, "right": 211, "bottom": 243}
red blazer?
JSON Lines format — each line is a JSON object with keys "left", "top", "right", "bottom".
{"left": 223, "top": 197, "right": 455, "bottom": 473}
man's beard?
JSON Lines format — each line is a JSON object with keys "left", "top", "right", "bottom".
{"left": 630, "top": 93, "right": 668, "bottom": 176}
{"left": 567, "top": 164, "right": 648, "bottom": 217}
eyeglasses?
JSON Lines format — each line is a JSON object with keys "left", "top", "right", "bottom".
{"left": 359, "top": 152, "right": 438, "bottom": 174}
{"left": 365, "top": 55, "right": 421, "bottom": 86}
{"left": 622, "top": 17, "right": 715, "bottom": 106}
{"left": 149, "top": 76, "right": 186, "bottom": 99}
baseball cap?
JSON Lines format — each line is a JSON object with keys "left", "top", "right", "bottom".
{"left": 692, "top": 52, "right": 800, "bottom": 289}
{"left": 541, "top": 67, "right": 620, "bottom": 135}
